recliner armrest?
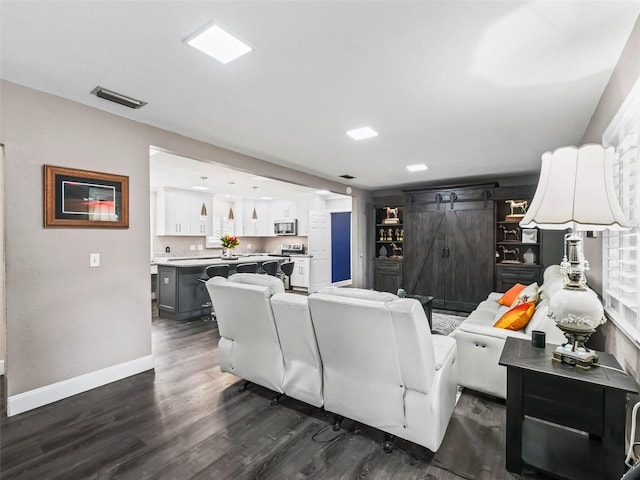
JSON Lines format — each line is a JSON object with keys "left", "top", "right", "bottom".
{"left": 432, "top": 335, "right": 456, "bottom": 370}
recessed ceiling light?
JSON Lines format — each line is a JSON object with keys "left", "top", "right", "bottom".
{"left": 406, "top": 164, "right": 429, "bottom": 172}
{"left": 346, "top": 127, "right": 378, "bottom": 140}
{"left": 260, "top": 196, "right": 273, "bottom": 200}
{"left": 316, "top": 190, "right": 331, "bottom": 195}
{"left": 186, "top": 23, "right": 252, "bottom": 64}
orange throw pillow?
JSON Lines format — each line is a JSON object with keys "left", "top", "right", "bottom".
{"left": 494, "top": 301, "right": 536, "bottom": 331}
{"left": 498, "top": 283, "right": 526, "bottom": 306}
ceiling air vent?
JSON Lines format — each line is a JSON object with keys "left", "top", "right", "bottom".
{"left": 339, "top": 174, "right": 355, "bottom": 180}
{"left": 90, "top": 86, "right": 147, "bottom": 109}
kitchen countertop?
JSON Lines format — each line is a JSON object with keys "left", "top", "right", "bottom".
{"left": 154, "top": 255, "right": 289, "bottom": 267}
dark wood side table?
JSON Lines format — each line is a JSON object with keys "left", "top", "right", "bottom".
{"left": 499, "top": 337, "right": 638, "bottom": 480}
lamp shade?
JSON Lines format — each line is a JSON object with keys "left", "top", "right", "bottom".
{"left": 520, "top": 144, "right": 630, "bottom": 231}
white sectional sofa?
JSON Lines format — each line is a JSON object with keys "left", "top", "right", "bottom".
{"left": 451, "top": 265, "right": 568, "bottom": 399}
{"left": 206, "top": 275, "right": 458, "bottom": 453}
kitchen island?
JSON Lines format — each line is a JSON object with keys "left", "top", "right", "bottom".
{"left": 155, "top": 255, "right": 289, "bottom": 320}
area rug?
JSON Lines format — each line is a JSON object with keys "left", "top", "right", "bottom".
{"left": 432, "top": 312, "right": 467, "bottom": 336}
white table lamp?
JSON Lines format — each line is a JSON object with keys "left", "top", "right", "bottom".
{"left": 520, "top": 144, "right": 630, "bottom": 368}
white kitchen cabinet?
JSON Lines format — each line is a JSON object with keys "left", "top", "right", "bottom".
{"left": 157, "top": 188, "right": 190, "bottom": 235}
{"left": 156, "top": 188, "right": 212, "bottom": 236}
{"left": 190, "top": 193, "right": 213, "bottom": 236}
{"left": 296, "top": 200, "right": 309, "bottom": 236}
{"left": 289, "top": 256, "right": 310, "bottom": 290}
{"left": 240, "top": 199, "right": 272, "bottom": 236}
{"left": 271, "top": 200, "right": 298, "bottom": 221}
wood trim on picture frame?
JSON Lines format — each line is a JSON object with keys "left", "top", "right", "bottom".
{"left": 44, "top": 165, "right": 129, "bottom": 228}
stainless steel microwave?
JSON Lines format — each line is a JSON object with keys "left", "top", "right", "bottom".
{"left": 274, "top": 219, "right": 298, "bottom": 236}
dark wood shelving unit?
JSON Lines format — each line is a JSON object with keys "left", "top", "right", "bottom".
{"left": 373, "top": 204, "right": 404, "bottom": 294}
{"left": 494, "top": 187, "right": 541, "bottom": 291}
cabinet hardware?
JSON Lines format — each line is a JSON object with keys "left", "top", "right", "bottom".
{"left": 449, "top": 192, "right": 457, "bottom": 209}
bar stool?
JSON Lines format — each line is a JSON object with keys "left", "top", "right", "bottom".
{"left": 236, "top": 263, "right": 258, "bottom": 274}
{"left": 279, "top": 261, "right": 295, "bottom": 290}
{"left": 261, "top": 260, "right": 279, "bottom": 276}
{"left": 206, "top": 264, "right": 230, "bottom": 279}
{"left": 198, "top": 264, "right": 230, "bottom": 321}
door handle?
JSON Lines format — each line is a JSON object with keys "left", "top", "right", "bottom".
{"left": 445, "top": 247, "right": 450, "bottom": 258}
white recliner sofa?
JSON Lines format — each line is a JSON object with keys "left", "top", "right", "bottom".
{"left": 308, "top": 287, "right": 458, "bottom": 452}
{"left": 207, "top": 273, "right": 324, "bottom": 407}
{"left": 206, "top": 274, "right": 287, "bottom": 394}
{"left": 270, "top": 292, "right": 324, "bottom": 407}
{"left": 451, "top": 265, "right": 568, "bottom": 399}
{"left": 208, "top": 276, "right": 457, "bottom": 452}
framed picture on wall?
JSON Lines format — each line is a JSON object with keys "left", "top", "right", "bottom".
{"left": 44, "top": 165, "right": 129, "bottom": 228}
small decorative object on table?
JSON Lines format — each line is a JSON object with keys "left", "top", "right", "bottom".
{"left": 220, "top": 235, "right": 239, "bottom": 258}
{"left": 523, "top": 248, "right": 536, "bottom": 265}
{"left": 504, "top": 199, "right": 528, "bottom": 221}
{"left": 382, "top": 207, "right": 400, "bottom": 224}
{"left": 522, "top": 228, "right": 537, "bottom": 243}
{"left": 500, "top": 246, "right": 520, "bottom": 263}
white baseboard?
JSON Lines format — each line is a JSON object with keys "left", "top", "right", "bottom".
{"left": 0, "top": 359, "right": 4, "bottom": 376}
{"left": 7, "top": 355, "right": 154, "bottom": 416}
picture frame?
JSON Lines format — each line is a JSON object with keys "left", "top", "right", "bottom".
{"left": 521, "top": 228, "right": 538, "bottom": 243}
{"left": 44, "top": 165, "right": 129, "bottom": 228}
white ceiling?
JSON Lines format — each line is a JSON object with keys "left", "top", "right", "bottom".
{"left": 2, "top": 1, "right": 639, "bottom": 190}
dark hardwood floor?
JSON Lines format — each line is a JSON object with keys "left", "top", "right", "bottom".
{"left": 1, "top": 310, "right": 552, "bottom": 479}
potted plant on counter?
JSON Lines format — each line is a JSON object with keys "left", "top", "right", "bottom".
{"left": 220, "top": 235, "right": 239, "bottom": 258}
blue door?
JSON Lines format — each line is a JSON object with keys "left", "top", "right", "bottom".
{"left": 331, "top": 212, "right": 351, "bottom": 283}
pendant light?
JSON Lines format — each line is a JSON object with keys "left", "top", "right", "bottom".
{"left": 227, "top": 182, "right": 235, "bottom": 221}
{"left": 192, "top": 176, "right": 210, "bottom": 191}
{"left": 252, "top": 186, "right": 258, "bottom": 221}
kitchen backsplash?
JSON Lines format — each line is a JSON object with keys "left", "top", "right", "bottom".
{"left": 152, "top": 235, "right": 307, "bottom": 260}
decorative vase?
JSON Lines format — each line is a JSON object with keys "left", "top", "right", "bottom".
{"left": 224, "top": 248, "right": 234, "bottom": 258}
{"left": 523, "top": 248, "right": 536, "bottom": 265}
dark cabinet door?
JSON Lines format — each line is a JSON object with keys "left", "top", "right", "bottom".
{"left": 374, "top": 259, "right": 403, "bottom": 294}
{"left": 445, "top": 206, "right": 494, "bottom": 311}
{"left": 403, "top": 209, "right": 446, "bottom": 306}
{"left": 157, "top": 266, "right": 177, "bottom": 312}
{"left": 178, "top": 267, "right": 211, "bottom": 314}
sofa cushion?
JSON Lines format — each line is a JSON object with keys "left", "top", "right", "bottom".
{"left": 317, "top": 286, "right": 399, "bottom": 302}
{"left": 511, "top": 282, "right": 539, "bottom": 306}
{"left": 524, "top": 299, "right": 550, "bottom": 335}
{"left": 498, "top": 283, "right": 526, "bottom": 306}
{"left": 494, "top": 301, "right": 536, "bottom": 330}
{"left": 228, "top": 273, "right": 285, "bottom": 296}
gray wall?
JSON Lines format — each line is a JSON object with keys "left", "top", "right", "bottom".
{"left": 580, "top": 16, "right": 640, "bottom": 378}
{"left": 0, "top": 80, "right": 367, "bottom": 403}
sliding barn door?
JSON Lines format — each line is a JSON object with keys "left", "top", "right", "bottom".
{"left": 404, "top": 186, "right": 495, "bottom": 312}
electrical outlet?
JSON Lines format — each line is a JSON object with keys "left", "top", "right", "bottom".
{"left": 89, "top": 253, "right": 100, "bottom": 267}
{"left": 197, "top": 245, "right": 203, "bottom": 251}
{"left": 247, "top": 243, "right": 252, "bottom": 250}
{"left": 190, "top": 245, "right": 196, "bottom": 251}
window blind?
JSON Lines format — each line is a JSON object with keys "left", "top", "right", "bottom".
{"left": 602, "top": 78, "right": 640, "bottom": 343}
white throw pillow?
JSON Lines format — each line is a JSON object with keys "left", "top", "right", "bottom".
{"left": 511, "top": 282, "right": 539, "bottom": 307}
